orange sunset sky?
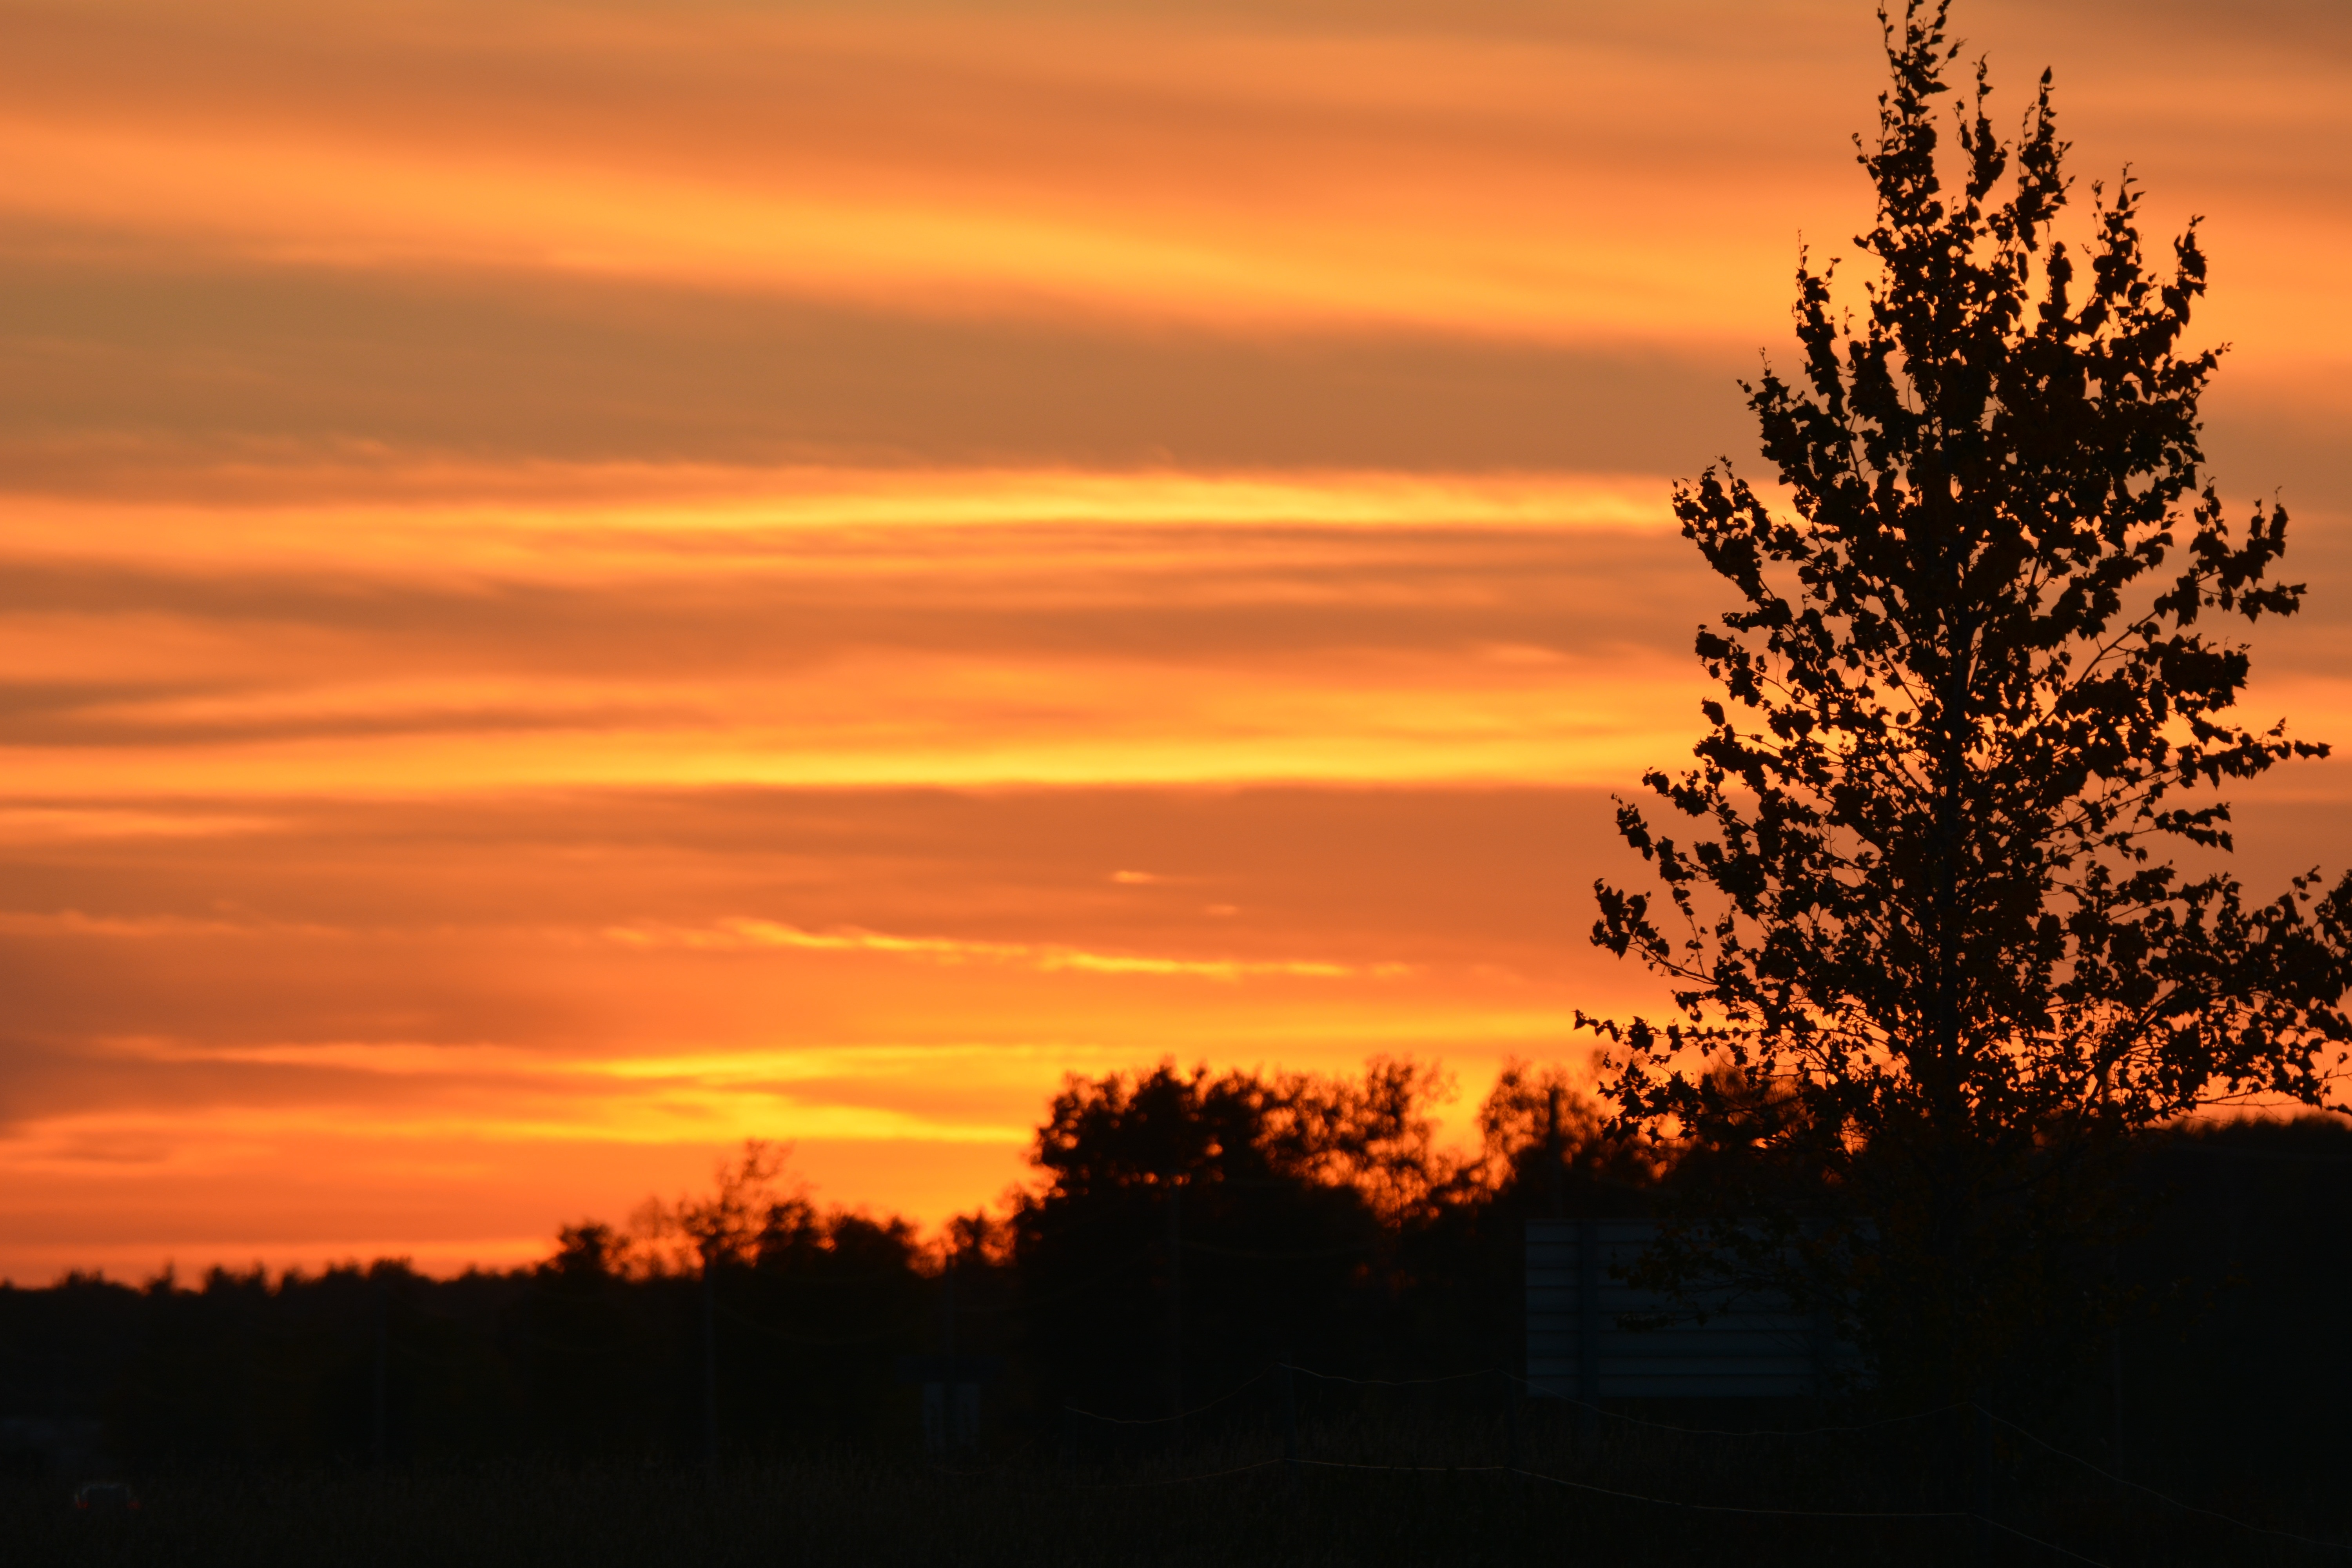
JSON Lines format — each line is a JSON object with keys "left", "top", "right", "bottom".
{"left": 4, "top": 0, "right": 2348, "bottom": 1282}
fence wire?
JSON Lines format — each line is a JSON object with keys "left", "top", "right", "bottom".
{"left": 1036, "top": 1356, "right": 2352, "bottom": 1562}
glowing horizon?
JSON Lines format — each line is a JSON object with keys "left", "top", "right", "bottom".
{"left": 4, "top": 0, "right": 2348, "bottom": 1284}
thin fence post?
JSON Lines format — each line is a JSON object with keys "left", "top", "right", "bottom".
{"left": 1574, "top": 1218, "right": 1599, "bottom": 1454}
{"left": 1971, "top": 1401, "right": 1992, "bottom": 1565}
{"left": 1503, "top": 1367, "right": 1521, "bottom": 1474}
{"left": 1279, "top": 1354, "right": 1298, "bottom": 1490}
{"left": 1279, "top": 1354, "right": 1298, "bottom": 1504}
{"left": 941, "top": 1249, "right": 958, "bottom": 1352}
{"left": 520, "top": 1285, "right": 538, "bottom": 1454}
{"left": 2112, "top": 1330, "right": 2132, "bottom": 1563}
{"left": 1165, "top": 1176, "right": 1183, "bottom": 1454}
{"left": 2110, "top": 1332, "right": 2125, "bottom": 1484}
{"left": 370, "top": 1275, "right": 388, "bottom": 1470}
{"left": 701, "top": 1257, "right": 719, "bottom": 1477}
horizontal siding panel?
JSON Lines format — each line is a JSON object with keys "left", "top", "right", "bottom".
{"left": 1601, "top": 1339, "right": 1814, "bottom": 1363}
{"left": 1606, "top": 1374, "right": 1815, "bottom": 1398}
{"left": 1526, "top": 1217, "right": 1866, "bottom": 1401}
{"left": 1593, "top": 1335, "right": 1817, "bottom": 1356}
{"left": 1595, "top": 1354, "right": 1815, "bottom": 1376}
{"left": 1610, "top": 1330, "right": 1813, "bottom": 1347}
{"left": 1602, "top": 1315, "right": 1813, "bottom": 1334}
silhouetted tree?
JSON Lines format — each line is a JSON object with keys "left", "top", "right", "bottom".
{"left": 1586, "top": 0, "right": 2352, "bottom": 1401}
{"left": 527, "top": 1225, "right": 669, "bottom": 1459}
{"left": 1389, "top": 1062, "right": 1653, "bottom": 1371}
{"left": 650, "top": 1140, "right": 797, "bottom": 1275}
{"left": 632, "top": 1142, "right": 933, "bottom": 1455}
{"left": 1473, "top": 1059, "right": 1655, "bottom": 1218}
{"left": 1013, "top": 1058, "right": 1448, "bottom": 1422}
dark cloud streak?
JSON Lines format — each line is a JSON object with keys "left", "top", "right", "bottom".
{"left": 0, "top": 248, "right": 1757, "bottom": 483}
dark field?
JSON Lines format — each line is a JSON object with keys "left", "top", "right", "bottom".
{"left": 10, "top": 1396, "right": 2347, "bottom": 1568}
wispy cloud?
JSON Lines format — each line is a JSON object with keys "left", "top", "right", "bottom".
{"left": 603, "top": 916, "right": 1403, "bottom": 981}
{"left": 0, "top": 806, "right": 276, "bottom": 842}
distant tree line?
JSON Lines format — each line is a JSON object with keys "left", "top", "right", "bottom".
{"left": 4, "top": 1056, "right": 2350, "bottom": 1514}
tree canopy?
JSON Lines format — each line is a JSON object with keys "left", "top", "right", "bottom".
{"left": 1584, "top": 0, "right": 2352, "bottom": 1396}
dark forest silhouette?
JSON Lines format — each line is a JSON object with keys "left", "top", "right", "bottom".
{"left": 6, "top": 1072, "right": 2352, "bottom": 1526}
{"left": 8, "top": 2, "right": 2351, "bottom": 1561}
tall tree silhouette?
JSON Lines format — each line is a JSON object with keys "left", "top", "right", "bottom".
{"left": 1586, "top": 0, "right": 2352, "bottom": 1399}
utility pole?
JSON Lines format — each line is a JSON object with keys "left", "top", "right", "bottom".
{"left": 2110, "top": 1333, "right": 2126, "bottom": 1483}
{"left": 1971, "top": 1401, "right": 1993, "bottom": 1564}
{"left": 371, "top": 1275, "right": 388, "bottom": 1470}
{"left": 941, "top": 1246, "right": 958, "bottom": 1354}
{"left": 1546, "top": 1085, "right": 1567, "bottom": 1219}
{"left": 701, "top": 1250, "right": 719, "bottom": 1477}
{"left": 1165, "top": 1174, "right": 1183, "bottom": 1448}
{"left": 1279, "top": 1353, "right": 1297, "bottom": 1472}
{"left": 1574, "top": 1217, "right": 1599, "bottom": 1451}
{"left": 1503, "top": 1366, "right": 1521, "bottom": 1474}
